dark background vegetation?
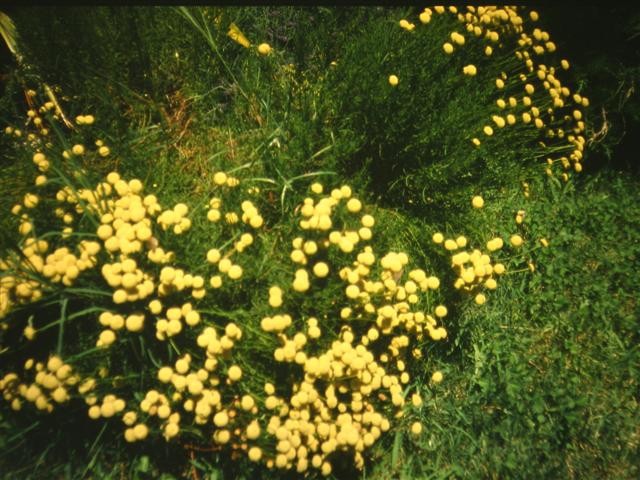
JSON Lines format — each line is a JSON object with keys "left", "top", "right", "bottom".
{"left": 542, "top": 4, "right": 640, "bottom": 173}
{"left": 1, "top": 5, "right": 639, "bottom": 173}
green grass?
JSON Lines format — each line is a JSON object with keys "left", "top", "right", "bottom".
{"left": 367, "top": 172, "right": 640, "bottom": 479}
{"left": 0, "top": 6, "right": 639, "bottom": 480}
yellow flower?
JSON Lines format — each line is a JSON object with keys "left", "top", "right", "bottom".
{"left": 292, "top": 269, "right": 310, "bottom": 292}
{"left": 399, "top": 19, "right": 415, "bottom": 31}
{"left": 97, "top": 329, "right": 116, "bottom": 347}
{"left": 23, "top": 193, "right": 39, "bottom": 208}
{"left": 443, "top": 42, "right": 454, "bottom": 54}
{"left": 444, "top": 239, "right": 458, "bottom": 251}
{"left": 388, "top": 75, "right": 399, "bottom": 86}
{"left": 463, "top": 64, "right": 477, "bottom": 76}
{"left": 475, "top": 293, "right": 486, "bottom": 305}
{"left": 227, "top": 22, "right": 251, "bottom": 48}
{"left": 346, "top": 198, "right": 362, "bottom": 213}
{"left": 125, "top": 314, "right": 145, "bottom": 332}
{"left": 451, "top": 32, "right": 465, "bottom": 46}
{"left": 361, "top": 214, "right": 375, "bottom": 228}
{"left": 72, "top": 144, "right": 85, "bottom": 156}
{"left": 257, "top": 43, "right": 272, "bottom": 55}
{"left": 88, "top": 405, "right": 101, "bottom": 419}
{"left": 228, "top": 265, "right": 243, "bottom": 280}
{"left": 313, "top": 262, "right": 329, "bottom": 278}
{"left": 227, "top": 365, "right": 242, "bottom": 382}
{"left": 209, "top": 275, "right": 223, "bottom": 288}
{"left": 213, "top": 171, "right": 227, "bottom": 185}
{"left": 431, "top": 371, "right": 444, "bottom": 383}
{"left": 248, "top": 446, "right": 262, "bottom": 461}
{"left": 492, "top": 115, "right": 506, "bottom": 128}
{"left": 133, "top": 423, "right": 149, "bottom": 440}
{"left": 241, "top": 422, "right": 260, "bottom": 444}
{"left": 510, "top": 234, "right": 523, "bottom": 247}
{"left": 410, "top": 421, "right": 422, "bottom": 435}
{"left": 310, "top": 182, "right": 323, "bottom": 194}
{"left": 472, "top": 196, "right": 484, "bottom": 209}
{"left": 157, "top": 367, "right": 173, "bottom": 383}
{"left": 487, "top": 237, "right": 504, "bottom": 251}
{"left": 493, "top": 263, "right": 506, "bottom": 275}
{"left": 345, "top": 285, "right": 360, "bottom": 299}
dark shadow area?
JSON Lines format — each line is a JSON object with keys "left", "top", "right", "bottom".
{"left": 540, "top": 3, "right": 640, "bottom": 174}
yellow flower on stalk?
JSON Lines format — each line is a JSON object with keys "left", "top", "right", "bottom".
{"left": 472, "top": 195, "right": 484, "bottom": 208}
{"left": 463, "top": 64, "right": 477, "bottom": 76}
{"left": 399, "top": 19, "right": 415, "bottom": 31}
{"left": 227, "top": 365, "right": 242, "bottom": 382}
{"left": 388, "top": 75, "right": 399, "bottom": 87}
{"left": 227, "top": 22, "right": 251, "bottom": 48}
{"left": 248, "top": 446, "right": 262, "bottom": 461}
{"left": 23, "top": 325, "right": 36, "bottom": 340}
{"left": 510, "top": 234, "right": 524, "bottom": 247}
{"left": 434, "top": 305, "right": 447, "bottom": 317}
{"left": 72, "top": 144, "right": 85, "bottom": 155}
{"left": 257, "top": 43, "right": 271, "bottom": 55}
{"left": 450, "top": 32, "right": 465, "bottom": 46}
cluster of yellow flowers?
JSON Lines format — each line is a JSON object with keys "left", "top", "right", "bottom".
{"left": 0, "top": 4, "right": 582, "bottom": 473}
{"left": 433, "top": 194, "right": 536, "bottom": 305}
{"left": 2, "top": 141, "right": 450, "bottom": 475}
{"left": 0, "top": 235, "right": 101, "bottom": 322}
{"left": 394, "top": 6, "right": 587, "bottom": 180}
{"left": 216, "top": 182, "right": 448, "bottom": 474}
{"left": 0, "top": 355, "right": 81, "bottom": 412}
{"left": 434, "top": 229, "right": 506, "bottom": 306}
{"left": 4, "top": 93, "right": 55, "bottom": 142}
{"left": 87, "top": 393, "right": 127, "bottom": 419}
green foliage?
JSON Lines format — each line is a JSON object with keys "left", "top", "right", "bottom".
{"left": 365, "top": 173, "right": 640, "bottom": 480}
{"left": 326, "top": 8, "right": 584, "bottom": 223}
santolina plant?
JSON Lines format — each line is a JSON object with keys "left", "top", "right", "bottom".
{"left": 0, "top": 5, "right": 583, "bottom": 477}
{"left": 329, "top": 6, "right": 588, "bottom": 217}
